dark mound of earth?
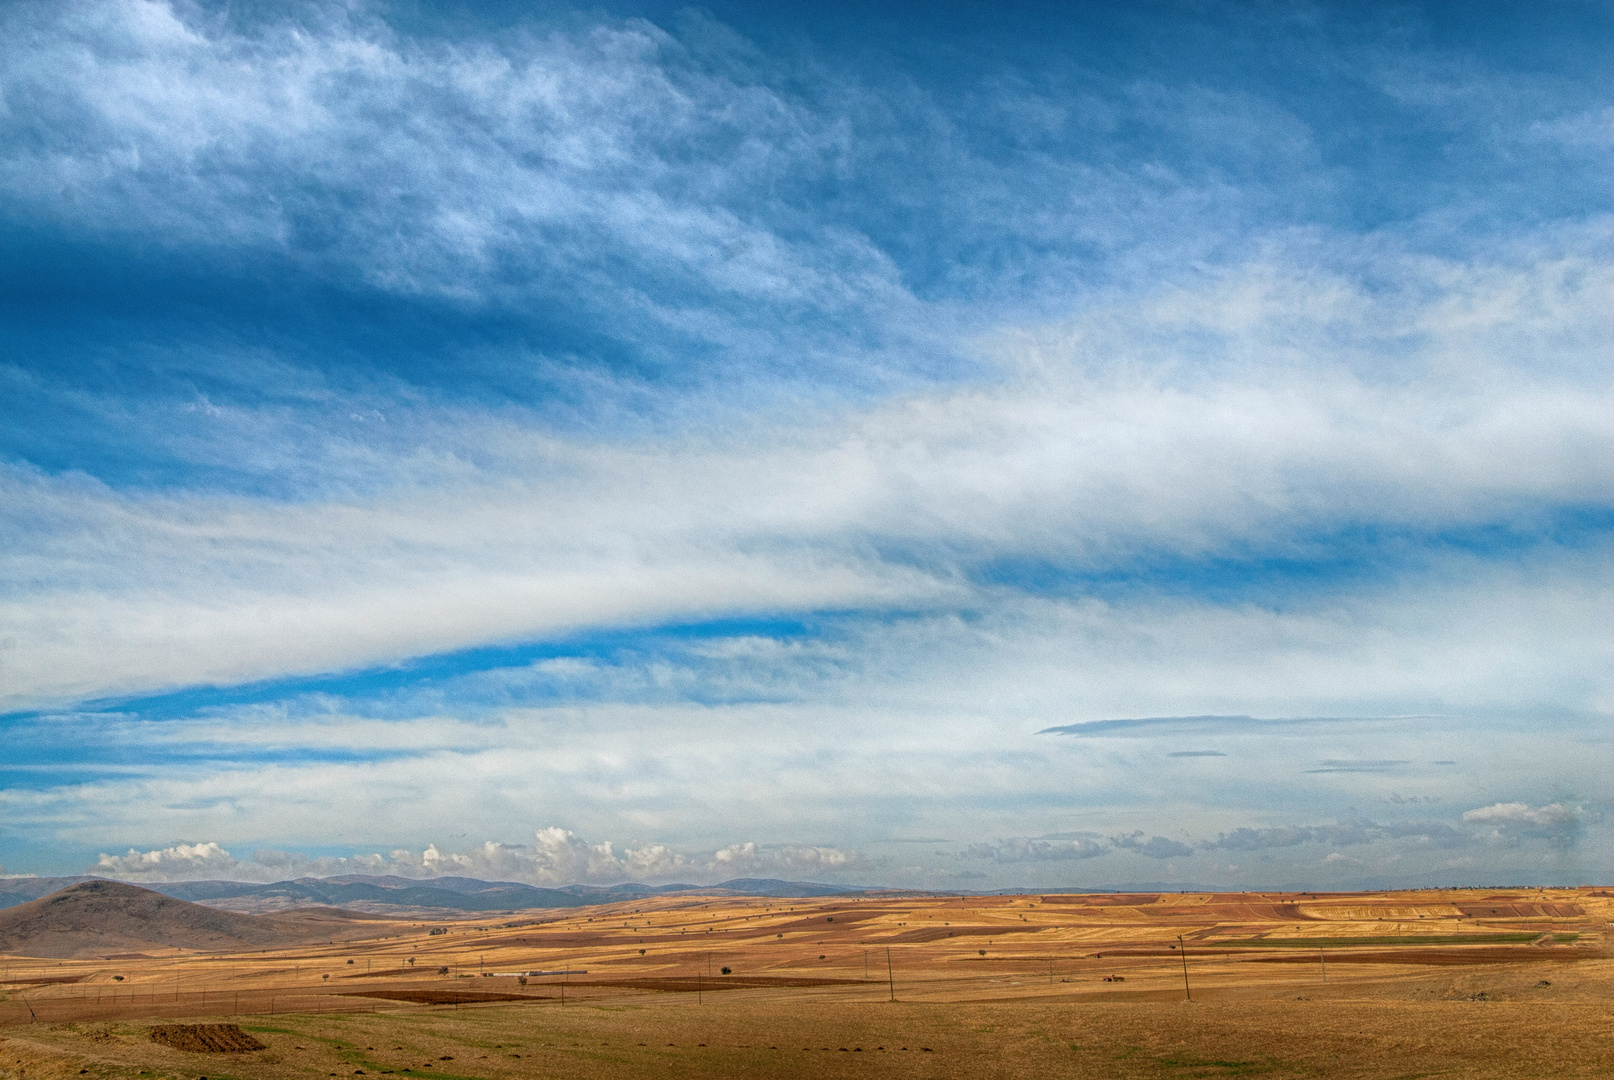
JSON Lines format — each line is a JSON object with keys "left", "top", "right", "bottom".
{"left": 149, "top": 1024, "right": 267, "bottom": 1052}
{"left": 0, "top": 880, "right": 380, "bottom": 958}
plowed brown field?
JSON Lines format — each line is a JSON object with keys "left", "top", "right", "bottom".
{"left": 2, "top": 885, "right": 1610, "bottom": 1078}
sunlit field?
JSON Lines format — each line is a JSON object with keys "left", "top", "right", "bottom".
{"left": 3, "top": 887, "right": 1612, "bottom": 1078}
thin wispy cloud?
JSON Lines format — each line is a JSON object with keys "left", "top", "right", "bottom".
{"left": 0, "top": 0, "right": 1609, "bottom": 889}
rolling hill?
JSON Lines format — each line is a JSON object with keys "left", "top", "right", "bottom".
{"left": 0, "top": 880, "right": 385, "bottom": 958}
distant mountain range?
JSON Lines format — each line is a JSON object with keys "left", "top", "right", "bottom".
{"left": 0, "top": 874, "right": 863, "bottom": 915}
{"left": 1, "top": 873, "right": 1497, "bottom": 917}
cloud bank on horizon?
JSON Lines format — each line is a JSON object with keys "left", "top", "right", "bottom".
{"left": 0, "top": 0, "right": 1609, "bottom": 890}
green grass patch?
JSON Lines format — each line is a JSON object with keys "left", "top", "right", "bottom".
{"left": 1206, "top": 933, "right": 1568, "bottom": 947}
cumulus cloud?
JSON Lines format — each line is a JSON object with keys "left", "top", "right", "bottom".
{"left": 959, "top": 807, "right": 1583, "bottom": 873}
{"left": 1462, "top": 802, "right": 1584, "bottom": 849}
{"left": 94, "top": 843, "right": 410, "bottom": 883}
{"left": 88, "top": 830, "right": 864, "bottom": 885}
{"left": 1206, "top": 821, "right": 1464, "bottom": 852}
{"left": 526, "top": 828, "right": 694, "bottom": 884}
{"left": 1111, "top": 833, "right": 1195, "bottom": 860}
{"left": 712, "top": 842, "right": 864, "bottom": 877}
{"left": 95, "top": 841, "right": 241, "bottom": 879}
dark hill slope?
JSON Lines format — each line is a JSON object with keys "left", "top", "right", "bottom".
{"left": 0, "top": 880, "right": 382, "bottom": 958}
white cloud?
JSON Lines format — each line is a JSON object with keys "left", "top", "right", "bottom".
{"left": 1111, "top": 832, "right": 1194, "bottom": 860}
{"left": 95, "top": 841, "right": 240, "bottom": 879}
{"left": 0, "top": 6, "right": 1609, "bottom": 724}
{"left": 767, "top": 846, "right": 863, "bottom": 874}
{"left": 963, "top": 837, "right": 1110, "bottom": 862}
{"left": 1462, "top": 802, "right": 1585, "bottom": 848}
{"left": 1463, "top": 802, "right": 1571, "bottom": 827}
{"left": 2, "top": 234, "right": 1611, "bottom": 713}
{"left": 86, "top": 830, "right": 864, "bottom": 886}
{"left": 1, "top": 2, "right": 1610, "bottom": 891}
{"left": 0, "top": 0, "right": 925, "bottom": 348}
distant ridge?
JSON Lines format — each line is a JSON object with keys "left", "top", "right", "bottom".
{"left": 0, "top": 875, "right": 100, "bottom": 908}
{"left": 2, "top": 873, "right": 1544, "bottom": 923}
{"left": 3, "top": 871, "right": 1587, "bottom": 919}
{"left": 0, "top": 880, "right": 383, "bottom": 959}
{"left": 701, "top": 878, "right": 852, "bottom": 897}
{"left": 0, "top": 875, "right": 869, "bottom": 915}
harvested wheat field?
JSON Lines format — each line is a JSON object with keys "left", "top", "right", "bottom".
{"left": 2, "top": 886, "right": 1612, "bottom": 1078}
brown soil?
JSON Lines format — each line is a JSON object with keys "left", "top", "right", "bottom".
{"left": 583, "top": 976, "right": 869, "bottom": 992}
{"left": 5, "top": 992, "right": 1614, "bottom": 1079}
{"left": 340, "top": 989, "right": 533, "bottom": 1004}
{"left": 0, "top": 885, "right": 1609, "bottom": 1077}
{"left": 148, "top": 1023, "right": 267, "bottom": 1052}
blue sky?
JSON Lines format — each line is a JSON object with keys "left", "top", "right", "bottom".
{"left": 1, "top": 0, "right": 1610, "bottom": 889}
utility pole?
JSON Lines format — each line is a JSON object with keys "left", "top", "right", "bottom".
{"left": 1319, "top": 948, "right": 1327, "bottom": 982}
{"left": 886, "top": 948, "right": 895, "bottom": 1002}
{"left": 1177, "top": 936, "right": 1191, "bottom": 1002}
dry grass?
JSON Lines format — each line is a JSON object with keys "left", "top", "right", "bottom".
{"left": 1, "top": 885, "right": 1610, "bottom": 1078}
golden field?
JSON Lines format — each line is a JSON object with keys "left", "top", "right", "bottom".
{"left": 3, "top": 886, "right": 1613, "bottom": 1078}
